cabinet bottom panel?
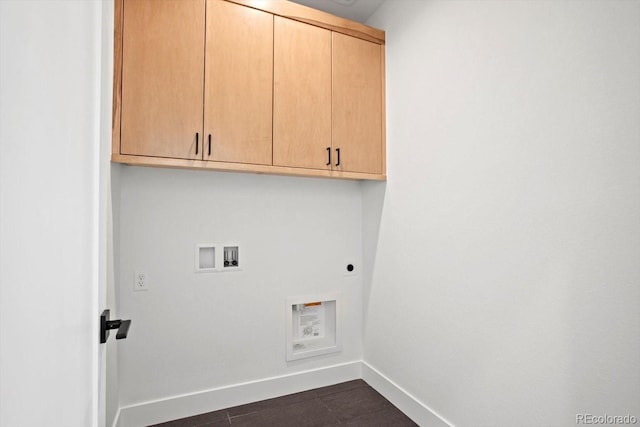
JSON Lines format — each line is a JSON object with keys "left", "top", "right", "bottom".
{"left": 111, "top": 154, "right": 386, "bottom": 181}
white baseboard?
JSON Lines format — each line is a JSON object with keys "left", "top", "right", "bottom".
{"left": 115, "top": 360, "right": 452, "bottom": 427}
{"left": 362, "top": 361, "right": 453, "bottom": 427}
{"left": 111, "top": 408, "right": 121, "bottom": 427}
{"left": 116, "top": 361, "right": 361, "bottom": 427}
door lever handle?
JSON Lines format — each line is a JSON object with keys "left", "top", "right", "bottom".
{"left": 100, "top": 309, "right": 131, "bottom": 343}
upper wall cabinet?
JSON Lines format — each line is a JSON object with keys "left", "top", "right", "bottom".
{"left": 273, "top": 16, "right": 332, "bottom": 171}
{"left": 119, "top": 0, "right": 271, "bottom": 164}
{"left": 204, "top": 0, "right": 273, "bottom": 165}
{"left": 273, "top": 18, "right": 384, "bottom": 175}
{"left": 112, "top": 0, "right": 386, "bottom": 180}
{"left": 333, "top": 33, "right": 383, "bottom": 175}
{"left": 120, "top": 0, "right": 204, "bottom": 160}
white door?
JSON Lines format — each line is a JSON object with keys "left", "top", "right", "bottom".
{"left": 98, "top": 1, "right": 120, "bottom": 427}
{"left": 0, "top": 1, "right": 106, "bottom": 426}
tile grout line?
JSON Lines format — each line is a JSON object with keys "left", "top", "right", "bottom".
{"left": 316, "top": 397, "right": 343, "bottom": 425}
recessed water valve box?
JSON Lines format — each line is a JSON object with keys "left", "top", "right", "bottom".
{"left": 223, "top": 246, "right": 239, "bottom": 269}
{"left": 195, "top": 243, "right": 242, "bottom": 273}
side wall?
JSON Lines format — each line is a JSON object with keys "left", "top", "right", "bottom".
{"left": 117, "top": 167, "right": 363, "bottom": 416}
{"left": 364, "top": 1, "right": 640, "bottom": 425}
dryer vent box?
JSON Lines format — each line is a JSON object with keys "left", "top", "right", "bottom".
{"left": 286, "top": 294, "right": 340, "bottom": 361}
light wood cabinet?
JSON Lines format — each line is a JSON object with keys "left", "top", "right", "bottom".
{"left": 119, "top": 0, "right": 270, "bottom": 164}
{"left": 204, "top": 0, "right": 273, "bottom": 165}
{"left": 113, "top": 0, "right": 386, "bottom": 180}
{"left": 332, "top": 33, "right": 384, "bottom": 175}
{"left": 273, "top": 16, "right": 331, "bottom": 170}
{"left": 120, "top": 0, "right": 204, "bottom": 160}
{"left": 273, "top": 18, "right": 384, "bottom": 175}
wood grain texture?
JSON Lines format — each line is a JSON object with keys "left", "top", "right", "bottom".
{"left": 112, "top": 0, "right": 123, "bottom": 156}
{"left": 112, "top": 154, "right": 386, "bottom": 181}
{"left": 332, "top": 33, "right": 383, "bottom": 175}
{"left": 112, "top": 0, "right": 386, "bottom": 180}
{"left": 204, "top": 0, "right": 273, "bottom": 165}
{"left": 120, "top": 0, "right": 205, "bottom": 160}
{"left": 225, "top": 0, "right": 384, "bottom": 44}
{"left": 380, "top": 46, "right": 387, "bottom": 176}
{"left": 273, "top": 16, "right": 331, "bottom": 170}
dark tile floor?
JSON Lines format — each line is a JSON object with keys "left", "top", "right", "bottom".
{"left": 149, "top": 379, "right": 418, "bottom": 427}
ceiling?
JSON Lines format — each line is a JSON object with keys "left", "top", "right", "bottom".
{"left": 289, "top": 0, "right": 385, "bottom": 24}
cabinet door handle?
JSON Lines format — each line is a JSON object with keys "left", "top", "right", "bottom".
{"left": 208, "top": 134, "right": 211, "bottom": 156}
{"left": 336, "top": 148, "right": 341, "bottom": 167}
{"left": 195, "top": 132, "right": 199, "bottom": 155}
{"left": 326, "top": 147, "right": 331, "bottom": 166}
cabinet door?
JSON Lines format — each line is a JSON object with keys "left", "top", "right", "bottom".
{"left": 332, "top": 33, "right": 383, "bottom": 174}
{"left": 120, "top": 0, "right": 205, "bottom": 160}
{"left": 273, "top": 16, "right": 331, "bottom": 170}
{"left": 204, "top": 0, "right": 273, "bottom": 165}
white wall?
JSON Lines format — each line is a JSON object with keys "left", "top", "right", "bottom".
{"left": 117, "top": 167, "right": 363, "bottom": 407}
{"left": 364, "top": 1, "right": 640, "bottom": 426}
{"left": 0, "top": 1, "right": 103, "bottom": 426}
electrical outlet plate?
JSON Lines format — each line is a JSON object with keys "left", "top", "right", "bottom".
{"left": 134, "top": 271, "right": 148, "bottom": 291}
